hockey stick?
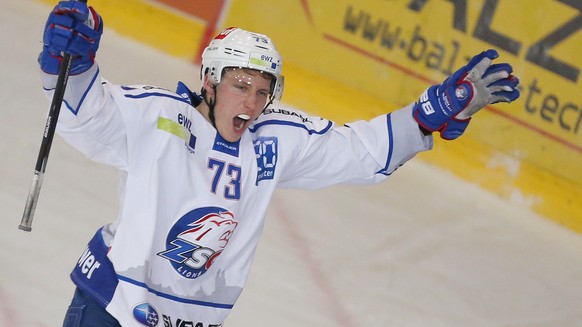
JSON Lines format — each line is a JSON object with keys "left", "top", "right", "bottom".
{"left": 19, "top": 0, "right": 87, "bottom": 232}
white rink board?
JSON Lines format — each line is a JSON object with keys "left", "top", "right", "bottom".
{"left": 1, "top": 1, "right": 581, "bottom": 326}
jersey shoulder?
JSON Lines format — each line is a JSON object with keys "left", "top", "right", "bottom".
{"left": 114, "top": 83, "right": 191, "bottom": 105}
{"left": 250, "top": 104, "right": 334, "bottom": 136}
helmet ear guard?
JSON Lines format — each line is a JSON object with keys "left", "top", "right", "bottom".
{"left": 271, "top": 74, "right": 284, "bottom": 101}
{"left": 201, "top": 27, "right": 284, "bottom": 102}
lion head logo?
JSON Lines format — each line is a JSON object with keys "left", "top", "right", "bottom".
{"left": 157, "top": 207, "right": 238, "bottom": 279}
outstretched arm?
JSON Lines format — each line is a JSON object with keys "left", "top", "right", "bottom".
{"left": 38, "top": 2, "right": 129, "bottom": 168}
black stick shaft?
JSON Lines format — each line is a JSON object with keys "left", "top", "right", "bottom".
{"left": 19, "top": 52, "right": 73, "bottom": 232}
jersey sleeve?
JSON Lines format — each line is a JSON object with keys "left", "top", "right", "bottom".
{"left": 41, "top": 64, "right": 129, "bottom": 169}
{"left": 40, "top": 64, "right": 190, "bottom": 170}
{"left": 257, "top": 104, "right": 433, "bottom": 190}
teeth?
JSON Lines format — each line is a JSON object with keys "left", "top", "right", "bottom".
{"left": 237, "top": 114, "right": 250, "bottom": 121}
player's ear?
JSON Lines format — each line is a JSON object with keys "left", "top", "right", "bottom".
{"left": 202, "top": 74, "right": 216, "bottom": 97}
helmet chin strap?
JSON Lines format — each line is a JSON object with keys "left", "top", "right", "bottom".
{"left": 263, "top": 97, "right": 274, "bottom": 111}
{"left": 201, "top": 85, "right": 218, "bottom": 128}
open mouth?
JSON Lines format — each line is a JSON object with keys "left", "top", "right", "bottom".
{"left": 234, "top": 114, "right": 250, "bottom": 131}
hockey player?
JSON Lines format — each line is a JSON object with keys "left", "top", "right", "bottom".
{"left": 38, "top": 2, "right": 520, "bottom": 327}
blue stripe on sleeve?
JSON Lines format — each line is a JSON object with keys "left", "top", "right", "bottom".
{"left": 376, "top": 114, "right": 393, "bottom": 176}
{"left": 249, "top": 119, "right": 333, "bottom": 135}
{"left": 123, "top": 92, "right": 190, "bottom": 104}
{"left": 62, "top": 67, "right": 101, "bottom": 116}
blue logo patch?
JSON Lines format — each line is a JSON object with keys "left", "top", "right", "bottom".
{"left": 254, "top": 136, "right": 278, "bottom": 185}
{"left": 157, "top": 207, "right": 238, "bottom": 279}
{"left": 212, "top": 133, "right": 240, "bottom": 157}
{"left": 454, "top": 83, "right": 471, "bottom": 101}
{"left": 133, "top": 302, "right": 159, "bottom": 326}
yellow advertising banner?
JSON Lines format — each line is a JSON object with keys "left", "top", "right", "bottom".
{"left": 222, "top": 0, "right": 582, "bottom": 232}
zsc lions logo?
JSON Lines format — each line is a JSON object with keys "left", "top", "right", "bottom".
{"left": 158, "top": 207, "right": 238, "bottom": 279}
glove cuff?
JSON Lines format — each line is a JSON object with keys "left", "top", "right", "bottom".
{"left": 39, "top": 48, "right": 95, "bottom": 75}
{"left": 412, "top": 85, "right": 446, "bottom": 132}
{"left": 439, "top": 117, "right": 471, "bottom": 140}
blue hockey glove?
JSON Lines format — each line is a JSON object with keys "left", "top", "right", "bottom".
{"left": 39, "top": 1, "right": 103, "bottom": 75}
{"left": 413, "top": 49, "right": 520, "bottom": 140}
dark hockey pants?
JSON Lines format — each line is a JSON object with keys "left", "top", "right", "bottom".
{"left": 62, "top": 288, "right": 121, "bottom": 327}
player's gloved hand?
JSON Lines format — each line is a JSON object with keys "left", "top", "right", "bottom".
{"left": 412, "top": 49, "right": 520, "bottom": 140}
{"left": 39, "top": 1, "right": 103, "bottom": 75}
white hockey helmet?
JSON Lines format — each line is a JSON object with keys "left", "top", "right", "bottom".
{"left": 201, "top": 27, "right": 284, "bottom": 101}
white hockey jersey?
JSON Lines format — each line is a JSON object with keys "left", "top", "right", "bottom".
{"left": 41, "top": 64, "right": 432, "bottom": 326}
